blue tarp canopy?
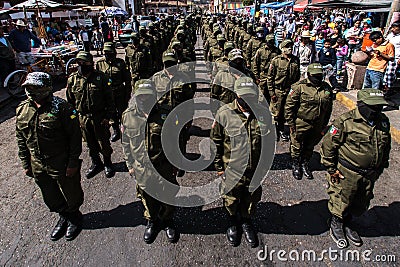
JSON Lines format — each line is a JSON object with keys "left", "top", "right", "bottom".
{"left": 245, "top": 1, "right": 293, "bottom": 15}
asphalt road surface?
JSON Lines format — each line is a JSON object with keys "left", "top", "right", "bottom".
{"left": 0, "top": 36, "right": 399, "bottom": 267}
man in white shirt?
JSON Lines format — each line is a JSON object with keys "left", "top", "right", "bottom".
{"left": 293, "top": 31, "right": 314, "bottom": 79}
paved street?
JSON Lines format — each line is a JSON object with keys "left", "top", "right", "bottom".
{"left": 0, "top": 35, "right": 399, "bottom": 267}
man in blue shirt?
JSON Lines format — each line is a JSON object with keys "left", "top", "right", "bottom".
{"left": 8, "top": 19, "right": 40, "bottom": 65}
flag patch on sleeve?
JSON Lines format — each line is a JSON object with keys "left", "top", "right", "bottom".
{"left": 329, "top": 125, "right": 338, "bottom": 135}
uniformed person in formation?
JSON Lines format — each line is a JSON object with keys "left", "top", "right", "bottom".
{"left": 320, "top": 89, "right": 391, "bottom": 248}
{"left": 245, "top": 27, "right": 265, "bottom": 69}
{"left": 285, "top": 63, "right": 333, "bottom": 180}
{"left": 211, "top": 77, "right": 264, "bottom": 248}
{"left": 208, "top": 34, "right": 225, "bottom": 63}
{"left": 211, "top": 49, "right": 255, "bottom": 107}
{"left": 66, "top": 51, "right": 116, "bottom": 178}
{"left": 238, "top": 24, "right": 253, "bottom": 51}
{"left": 212, "top": 41, "right": 234, "bottom": 77}
{"left": 16, "top": 72, "right": 84, "bottom": 241}
{"left": 96, "top": 42, "right": 131, "bottom": 142}
{"left": 125, "top": 33, "right": 153, "bottom": 84}
{"left": 121, "top": 80, "right": 179, "bottom": 244}
{"left": 266, "top": 39, "right": 300, "bottom": 142}
{"left": 252, "top": 34, "right": 281, "bottom": 102}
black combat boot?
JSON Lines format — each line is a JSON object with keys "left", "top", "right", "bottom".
{"left": 242, "top": 219, "right": 259, "bottom": 248}
{"left": 85, "top": 155, "right": 103, "bottom": 179}
{"left": 103, "top": 156, "right": 115, "bottom": 178}
{"left": 65, "top": 211, "right": 83, "bottom": 241}
{"left": 144, "top": 220, "right": 159, "bottom": 244}
{"left": 226, "top": 216, "right": 240, "bottom": 246}
{"left": 330, "top": 215, "right": 348, "bottom": 248}
{"left": 110, "top": 123, "right": 121, "bottom": 142}
{"left": 302, "top": 161, "right": 313, "bottom": 179}
{"left": 50, "top": 213, "right": 68, "bottom": 241}
{"left": 344, "top": 215, "right": 363, "bottom": 247}
{"left": 292, "top": 158, "right": 303, "bottom": 180}
{"left": 164, "top": 220, "right": 178, "bottom": 243}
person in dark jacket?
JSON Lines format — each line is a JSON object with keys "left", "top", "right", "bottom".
{"left": 318, "top": 39, "right": 339, "bottom": 90}
{"left": 0, "top": 25, "right": 15, "bottom": 84}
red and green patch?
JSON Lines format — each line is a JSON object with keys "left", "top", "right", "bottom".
{"left": 329, "top": 125, "right": 338, "bottom": 135}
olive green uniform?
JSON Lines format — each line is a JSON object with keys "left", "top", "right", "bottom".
{"left": 245, "top": 37, "right": 263, "bottom": 68}
{"left": 266, "top": 54, "right": 300, "bottom": 128}
{"left": 252, "top": 45, "right": 281, "bottom": 98}
{"left": 320, "top": 108, "right": 391, "bottom": 218}
{"left": 285, "top": 79, "right": 333, "bottom": 161}
{"left": 66, "top": 70, "right": 115, "bottom": 158}
{"left": 210, "top": 100, "right": 263, "bottom": 219}
{"left": 125, "top": 44, "right": 153, "bottom": 83}
{"left": 96, "top": 58, "right": 131, "bottom": 119}
{"left": 16, "top": 96, "right": 83, "bottom": 213}
{"left": 211, "top": 68, "right": 255, "bottom": 106}
{"left": 121, "top": 104, "right": 176, "bottom": 221}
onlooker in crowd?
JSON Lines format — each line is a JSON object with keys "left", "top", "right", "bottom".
{"left": 293, "top": 30, "right": 314, "bottom": 79}
{"left": 92, "top": 27, "right": 104, "bottom": 56}
{"left": 318, "top": 39, "right": 338, "bottom": 90}
{"left": 0, "top": 25, "right": 15, "bottom": 85}
{"left": 384, "top": 21, "right": 400, "bottom": 94}
{"left": 275, "top": 22, "right": 285, "bottom": 47}
{"left": 100, "top": 17, "right": 112, "bottom": 42}
{"left": 363, "top": 31, "right": 395, "bottom": 90}
{"left": 8, "top": 19, "right": 40, "bottom": 65}
{"left": 79, "top": 25, "right": 92, "bottom": 52}
{"left": 335, "top": 38, "right": 348, "bottom": 76}
{"left": 345, "top": 20, "right": 363, "bottom": 60}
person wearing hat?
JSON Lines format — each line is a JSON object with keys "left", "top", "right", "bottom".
{"left": 96, "top": 42, "right": 131, "bottom": 142}
{"left": 211, "top": 48, "right": 255, "bottom": 107}
{"left": 147, "top": 22, "right": 163, "bottom": 71}
{"left": 320, "top": 88, "right": 391, "bottom": 248}
{"left": 208, "top": 34, "right": 226, "bottom": 63}
{"left": 285, "top": 63, "right": 333, "bottom": 180}
{"left": 266, "top": 39, "right": 300, "bottom": 142}
{"left": 252, "top": 33, "right": 281, "bottom": 102}
{"left": 0, "top": 25, "right": 16, "bottom": 85}
{"left": 153, "top": 50, "right": 194, "bottom": 177}
{"left": 125, "top": 32, "right": 153, "bottom": 83}
{"left": 212, "top": 41, "right": 234, "bottom": 77}
{"left": 66, "top": 51, "right": 116, "bottom": 179}
{"left": 121, "top": 79, "right": 179, "bottom": 244}
{"left": 204, "top": 26, "right": 221, "bottom": 62}
{"left": 293, "top": 30, "right": 315, "bottom": 79}
{"left": 210, "top": 76, "right": 263, "bottom": 248}
{"left": 245, "top": 26, "right": 265, "bottom": 70}
{"left": 16, "top": 72, "right": 84, "bottom": 241}
{"left": 8, "top": 19, "right": 40, "bottom": 65}
{"left": 238, "top": 24, "right": 253, "bottom": 51}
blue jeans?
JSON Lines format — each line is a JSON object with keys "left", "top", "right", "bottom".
{"left": 363, "top": 69, "right": 384, "bottom": 89}
{"left": 336, "top": 55, "right": 346, "bottom": 75}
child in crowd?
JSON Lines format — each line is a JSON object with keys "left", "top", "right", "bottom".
{"left": 335, "top": 38, "right": 348, "bottom": 76}
{"left": 363, "top": 31, "right": 395, "bottom": 89}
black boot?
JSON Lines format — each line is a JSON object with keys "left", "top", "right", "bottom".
{"left": 110, "top": 123, "right": 121, "bottom": 142}
{"left": 302, "top": 161, "right": 313, "bottom": 179}
{"left": 164, "top": 220, "right": 178, "bottom": 243}
{"left": 50, "top": 214, "right": 68, "bottom": 241}
{"left": 85, "top": 155, "right": 103, "bottom": 179}
{"left": 103, "top": 156, "right": 115, "bottom": 178}
{"left": 65, "top": 211, "right": 83, "bottom": 241}
{"left": 292, "top": 158, "right": 303, "bottom": 180}
{"left": 344, "top": 215, "right": 363, "bottom": 247}
{"left": 144, "top": 220, "right": 159, "bottom": 244}
{"left": 242, "top": 219, "right": 259, "bottom": 248}
{"left": 330, "top": 215, "right": 348, "bottom": 248}
{"left": 226, "top": 216, "right": 240, "bottom": 246}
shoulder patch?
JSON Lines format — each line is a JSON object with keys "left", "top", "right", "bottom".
{"left": 329, "top": 125, "right": 338, "bottom": 135}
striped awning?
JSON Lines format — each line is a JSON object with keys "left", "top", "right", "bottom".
{"left": 224, "top": 2, "right": 242, "bottom": 10}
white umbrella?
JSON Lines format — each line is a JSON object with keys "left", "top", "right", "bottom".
{"left": 11, "top": 0, "right": 62, "bottom": 11}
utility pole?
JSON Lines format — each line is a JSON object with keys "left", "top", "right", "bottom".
{"left": 386, "top": 0, "right": 400, "bottom": 34}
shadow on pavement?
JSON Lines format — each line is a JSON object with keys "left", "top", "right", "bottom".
{"left": 81, "top": 200, "right": 400, "bottom": 238}
{"left": 271, "top": 152, "right": 326, "bottom": 172}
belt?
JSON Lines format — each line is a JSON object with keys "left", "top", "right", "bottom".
{"left": 338, "top": 158, "right": 376, "bottom": 176}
